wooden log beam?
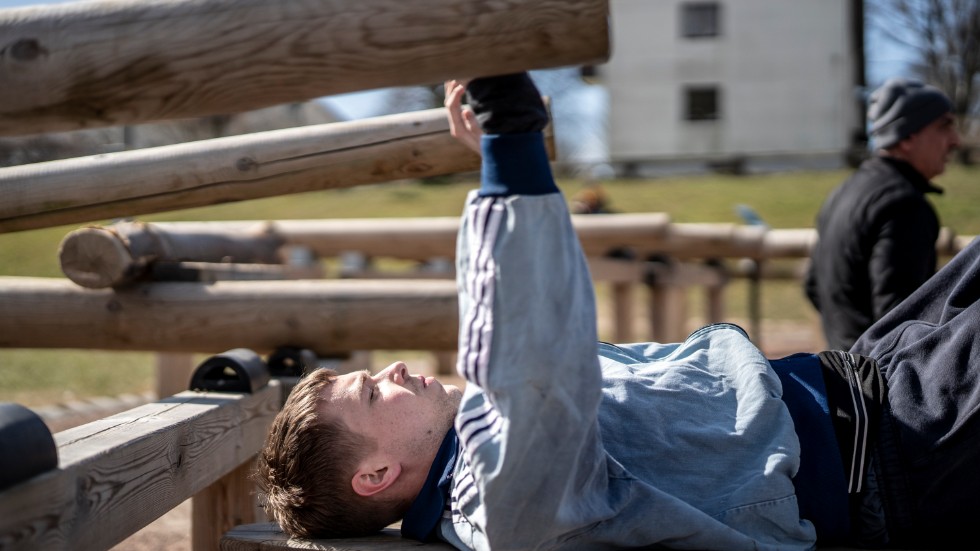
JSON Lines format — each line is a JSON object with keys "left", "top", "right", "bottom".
{"left": 0, "top": 384, "right": 281, "bottom": 551}
{"left": 57, "top": 216, "right": 977, "bottom": 289}
{"left": 0, "top": 108, "right": 482, "bottom": 234}
{"left": 60, "top": 220, "right": 287, "bottom": 288}
{"left": 0, "top": 277, "right": 459, "bottom": 353}
{"left": 57, "top": 216, "right": 978, "bottom": 289}
{"left": 58, "top": 214, "right": 673, "bottom": 287}
{"left": 0, "top": 0, "right": 609, "bottom": 136}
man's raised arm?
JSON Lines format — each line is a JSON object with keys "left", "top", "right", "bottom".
{"left": 445, "top": 74, "right": 607, "bottom": 549}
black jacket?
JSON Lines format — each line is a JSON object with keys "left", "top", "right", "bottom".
{"left": 805, "top": 156, "right": 941, "bottom": 350}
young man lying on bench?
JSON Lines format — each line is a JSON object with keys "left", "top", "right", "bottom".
{"left": 256, "top": 73, "right": 980, "bottom": 550}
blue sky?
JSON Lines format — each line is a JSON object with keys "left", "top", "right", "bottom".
{"left": 865, "top": 21, "right": 918, "bottom": 87}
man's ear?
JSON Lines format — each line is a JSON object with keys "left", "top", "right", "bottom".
{"left": 351, "top": 459, "right": 402, "bottom": 497}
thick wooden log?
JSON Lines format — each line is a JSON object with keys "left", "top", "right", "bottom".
{"left": 0, "top": 108, "right": 481, "bottom": 233}
{"left": 58, "top": 216, "right": 977, "bottom": 289}
{"left": 57, "top": 214, "right": 673, "bottom": 287}
{"left": 0, "top": 384, "right": 280, "bottom": 551}
{"left": 0, "top": 277, "right": 459, "bottom": 353}
{"left": 0, "top": 0, "right": 609, "bottom": 136}
{"left": 60, "top": 221, "right": 286, "bottom": 288}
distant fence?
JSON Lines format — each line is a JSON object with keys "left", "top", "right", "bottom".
{"left": 47, "top": 216, "right": 976, "bottom": 345}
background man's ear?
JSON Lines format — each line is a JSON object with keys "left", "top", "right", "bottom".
{"left": 351, "top": 461, "right": 402, "bottom": 497}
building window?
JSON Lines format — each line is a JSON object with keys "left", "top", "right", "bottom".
{"left": 684, "top": 86, "right": 720, "bottom": 121}
{"left": 681, "top": 2, "right": 721, "bottom": 38}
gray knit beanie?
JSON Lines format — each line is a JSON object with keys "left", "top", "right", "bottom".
{"left": 868, "top": 78, "right": 953, "bottom": 149}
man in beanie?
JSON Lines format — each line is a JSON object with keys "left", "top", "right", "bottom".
{"left": 805, "top": 78, "right": 960, "bottom": 350}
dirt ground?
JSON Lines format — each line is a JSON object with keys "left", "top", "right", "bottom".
{"left": 81, "top": 320, "right": 824, "bottom": 551}
{"left": 114, "top": 500, "right": 193, "bottom": 551}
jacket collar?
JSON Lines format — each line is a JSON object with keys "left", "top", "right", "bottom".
{"left": 400, "top": 429, "right": 459, "bottom": 542}
{"left": 877, "top": 155, "right": 944, "bottom": 195}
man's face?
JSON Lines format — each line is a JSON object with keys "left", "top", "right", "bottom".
{"left": 902, "top": 113, "right": 960, "bottom": 179}
{"left": 325, "top": 362, "right": 462, "bottom": 463}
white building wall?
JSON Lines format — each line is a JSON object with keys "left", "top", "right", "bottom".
{"left": 603, "top": 0, "right": 860, "bottom": 170}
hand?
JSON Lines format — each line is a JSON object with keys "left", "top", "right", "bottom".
{"left": 444, "top": 79, "right": 482, "bottom": 154}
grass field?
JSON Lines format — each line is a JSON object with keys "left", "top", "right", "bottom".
{"left": 2, "top": 163, "right": 977, "bottom": 407}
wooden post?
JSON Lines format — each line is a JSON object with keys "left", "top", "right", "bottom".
{"left": 649, "top": 285, "right": 688, "bottom": 344}
{"left": 586, "top": 257, "right": 647, "bottom": 344}
{"left": 645, "top": 260, "right": 729, "bottom": 343}
{"left": 747, "top": 259, "right": 763, "bottom": 347}
{"left": 155, "top": 353, "right": 196, "bottom": 399}
{"left": 434, "top": 352, "right": 457, "bottom": 376}
{"left": 0, "top": 0, "right": 609, "bottom": 136}
{"left": 192, "top": 459, "right": 263, "bottom": 551}
{"left": 611, "top": 282, "right": 634, "bottom": 343}
{"left": 705, "top": 285, "right": 725, "bottom": 324}
{"left": 704, "top": 260, "right": 726, "bottom": 324}
{"left": 646, "top": 259, "right": 676, "bottom": 343}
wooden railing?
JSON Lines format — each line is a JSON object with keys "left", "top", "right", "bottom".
{"left": 0, "top": 383, "right": 282, "bottom": 550}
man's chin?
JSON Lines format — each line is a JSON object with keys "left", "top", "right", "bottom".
{"left": 445, "top": 385, "right": 464, "bottom": 408}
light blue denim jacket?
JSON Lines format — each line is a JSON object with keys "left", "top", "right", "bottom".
{"left": 440, "top": 132, "right": 816, "bottom": 550}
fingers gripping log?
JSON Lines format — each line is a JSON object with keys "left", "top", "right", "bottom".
{"left": 0, "top": 0, "right": 610, "bottom": 136}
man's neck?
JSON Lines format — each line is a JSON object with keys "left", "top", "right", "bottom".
{"left": 878, "top": 150, "right": 931, "bottom": 181}
{"left": 400, "top": 429, "right": 459, "bottom": 541}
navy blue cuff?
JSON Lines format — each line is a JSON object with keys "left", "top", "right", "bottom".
{"left": 478, "top": 133, "right": 558, "bottom": 197}
{"left": 769, "top": 353, "right": 850, "bottom": 542}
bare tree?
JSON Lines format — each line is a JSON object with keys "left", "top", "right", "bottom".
{"left": 871, "top": 0, "right": 980, "bottom": 159}
{"left": 375, "top": 85, "right": 444, "bottom": 116}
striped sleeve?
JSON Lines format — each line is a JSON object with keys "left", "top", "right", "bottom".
{"left": 450, "top": 131, "right": 607, "bottom": 548}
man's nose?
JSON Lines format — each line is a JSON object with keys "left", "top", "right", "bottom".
{"left": 380, "top": 361, "right": 409, "bottom": 384}
{"left": 951, "top": 130, "right": 961, "bottom": 149}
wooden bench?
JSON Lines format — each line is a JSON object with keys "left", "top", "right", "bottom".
{"left": 0, "top": 383, "right": 282, "bottom": 550}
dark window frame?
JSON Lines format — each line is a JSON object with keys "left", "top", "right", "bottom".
{"left": 684, "top": 86, "right": 721, "bottom": 121}
{"left": 681, "top": 2, "right": 722, "bottom": 39}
